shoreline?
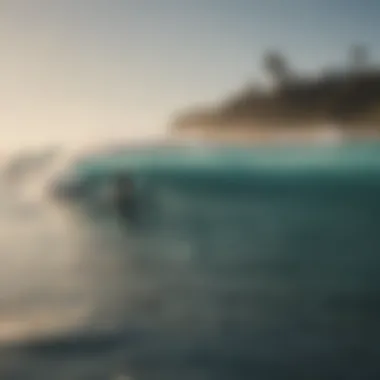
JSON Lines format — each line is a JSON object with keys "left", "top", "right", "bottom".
{"left": 170, "top": 123, "right": 380, "bottom": 144}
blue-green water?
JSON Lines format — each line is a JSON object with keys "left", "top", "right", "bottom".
{"left": 2, "top": 142, "right": 380, "bottom": 379}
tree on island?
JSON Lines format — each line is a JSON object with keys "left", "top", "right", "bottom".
{"left": 262, "top": 50, "right": 292, "bottom": 88}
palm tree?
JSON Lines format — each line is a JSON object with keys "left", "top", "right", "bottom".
{"left": 262, "top": 50, "right": 291, "bottom": 87}
{"left": 348, "top": 44, "right": 369, "bottom": 72}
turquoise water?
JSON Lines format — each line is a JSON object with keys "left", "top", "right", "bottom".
{"left": 71, "top": 142, "right": 380, "bottom": 196}
{"left": 71, "top": 141, "right": 380, "bottom": 226}
{"left": 4, "top": 142, "right": 380, "bottom": 379}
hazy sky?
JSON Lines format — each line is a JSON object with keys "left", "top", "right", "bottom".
{"left": 1, "top": 0, "right": 379, "bottom": 151}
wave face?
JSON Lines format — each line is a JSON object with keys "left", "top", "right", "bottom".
{"left": 1, "top": 143, "right": 380, "bottom": 379}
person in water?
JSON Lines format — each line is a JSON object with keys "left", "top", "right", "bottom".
{"left": 113, "top": 173, "right": 139, "bottom": 224}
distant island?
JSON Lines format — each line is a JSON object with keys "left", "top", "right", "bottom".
{"left": 170, "top": 45, "right": 380, "bottom": 141}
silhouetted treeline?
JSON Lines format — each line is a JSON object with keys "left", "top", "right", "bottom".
{"left": 172, "top": 46, "right": 380, "bottom": 132}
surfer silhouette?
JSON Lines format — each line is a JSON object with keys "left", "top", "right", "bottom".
{"left": 113, "top": 173, "right": 139, "bottom": 224}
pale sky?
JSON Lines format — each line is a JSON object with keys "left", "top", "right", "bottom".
{"left": 1, "top": 0, "right": 379, "bottom": 152}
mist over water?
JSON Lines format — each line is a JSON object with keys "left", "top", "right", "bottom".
{"left": 1, "top": 144, "right": 380, "bottom": 379}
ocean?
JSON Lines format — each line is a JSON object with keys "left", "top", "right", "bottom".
{"left": 1, "top": 143, "right": 380, "bottom": 380}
